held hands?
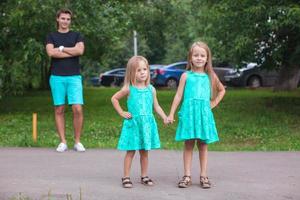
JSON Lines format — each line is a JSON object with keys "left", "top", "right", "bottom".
{"left": 162, "top": 116, "right": 174, "bottom": 125}
{"left": 121, "top": 112, "right": 175, "bottom": 124}
{"left": 121, "top": 111, "right": 132, "bottom": 119}
{"left": 166, "top": 115, "right": 175, "bottom": 124}
{"left": 163, "top": 117, "right": 169, "bottom": 125}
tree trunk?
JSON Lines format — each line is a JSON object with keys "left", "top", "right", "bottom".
{"left": 273, "top": 65, "right": 300, "bottom": 91}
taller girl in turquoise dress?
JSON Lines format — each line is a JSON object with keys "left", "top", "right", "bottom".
{"left": 175, "top": 71, "right": 219, "bottom": 143}
{"left": 168, "top": 41, "right": 226, "bottom": 189}
{"left": 111, "top": 56, "right": 168, "bottom": 188}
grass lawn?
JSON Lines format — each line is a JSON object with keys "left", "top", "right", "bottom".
{"left": 0, "top": 87, "right": 300, "bottom": 151}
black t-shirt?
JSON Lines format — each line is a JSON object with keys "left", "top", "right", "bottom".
{"left": 46, "top": 31, "right": 84, "bottom": 76}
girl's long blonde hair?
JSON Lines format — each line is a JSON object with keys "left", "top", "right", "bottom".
{"left": 123, "top": 56, "right": 150, "bottom": 87}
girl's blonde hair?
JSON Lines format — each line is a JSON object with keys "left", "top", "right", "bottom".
{"left": 123, "top": 56, "right": 150, "bottom": 87}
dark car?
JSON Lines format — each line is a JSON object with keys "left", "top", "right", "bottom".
{"left": 224, "top": 62, "right": 279, "bottom": 88}
{"left": 95, "top": 65, "right": 164, "bottom": 87}
{"left": 99, "top": 68, "right": 126, "bottom": 87}
{"left": 152, "top": 61, "right": 232, "bottom": 88}
{"left": 89, "top": 76, "right": 101, "bottom": 87}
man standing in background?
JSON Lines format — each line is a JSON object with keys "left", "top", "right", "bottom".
{"left": 46, "top": 8, "right": 86, "bottom": 152}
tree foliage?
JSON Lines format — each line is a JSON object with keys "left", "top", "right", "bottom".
{"left": 197, "top": 0, "right": 300, "bottom": 90}
{"left": 1, "top": 0, "right": 300, "bottom": 98}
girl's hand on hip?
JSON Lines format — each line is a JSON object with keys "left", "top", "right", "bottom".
{"left": 121, "top": 111, "right": 132, "bottom": 119}
{"left": 210, "top": 100, "right": 217, "bottom": 109}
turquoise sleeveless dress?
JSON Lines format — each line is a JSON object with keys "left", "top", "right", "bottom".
{"left": 117, "top": 84, "right": 161, "bottom": 150}
{"left": 175, "top": 71, "right": 219, "bottom": 144}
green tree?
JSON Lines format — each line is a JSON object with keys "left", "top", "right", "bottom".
{"left": 2, "top": 0, "right": 299, "bottom": 98}
{"left": 195, "top": 0, "right": 300, "bottom": 90}
{"left": 0, "top": 0, "right": 136, "bottom": 96}
{"left": 1, "top": 0, "right": 55, "bottom": 96}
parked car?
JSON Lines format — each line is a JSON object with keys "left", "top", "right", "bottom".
{"left": 152, "top": 61, "right": 186, "bottom": 88}
{"left": 213, "top": 61, "right": 235, "bottom": 84}
{"left": 224, "top": 62, "right": 279, "bottom": 88}
{"left": 91, "top": 65, "right": 165, "bottom": 87}
{"left": 152, "top": 61, "right": 232, "bottom": 88}
{"left": 150, "top": 64, "right": 165, "bottom": 84}
{"left": 89, "top": 76, "right": 101, "bottom": 87}
{"left": 99, "top": 68, "right": 126, "bottom": 87}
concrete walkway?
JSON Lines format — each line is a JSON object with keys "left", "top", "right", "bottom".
{"left": 0, "top": 148, "right": 299, "bottom": 200}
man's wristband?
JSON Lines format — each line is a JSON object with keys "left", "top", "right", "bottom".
{"left": 58, "top": 46, "right": 64, "bottom": 52}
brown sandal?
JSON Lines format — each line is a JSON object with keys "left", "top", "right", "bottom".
{"left": 141, "top": 176, "right": 154, "bottom": 186}
{"left": 122, "top": 177, "right": 133, "bottom": 188}
{"left": 200, "top": 176, "right": 211, "bottom": 189}
{"left": 178, "top": 175, "right": 192, "bottom": 188}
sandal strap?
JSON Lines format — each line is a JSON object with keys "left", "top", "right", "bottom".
{"left": 141, "top": 176, "right": 153, "bottom": 184}
{"left": 122, "top": 177, "right": 130, "bottom": 181}
{"left": 200, "top": 176, "right": 211, "bottom": 185}
{"left": 200, "top": 176, "right": 209, "bottom": 181}
{"left": 122, "top": 177, "right": 132, "bottom": 184}
{"left": 178, "top": 175, "right": 192, "bottom": 188}
{"left": 179, "top": 175, "right": 191, "bottom": 184}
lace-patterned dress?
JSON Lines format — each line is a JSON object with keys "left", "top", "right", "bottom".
{"left": 175, "top": 71, "right": 219, "bottom": 144}
{"left": 117, "top": 84, "right": 161, "bottom": 150}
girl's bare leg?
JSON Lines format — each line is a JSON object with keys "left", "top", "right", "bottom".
{"left": 124, "top": 150, "right": 135, "bottom": 177}
{"left": 197, "top": 140, "right": 208, "bottom": 177}
{"left": 183, "top": 140, "right": 195, "bottom": 176}
{"left": 139, "top": 150, "right": 148, "bottom": 177}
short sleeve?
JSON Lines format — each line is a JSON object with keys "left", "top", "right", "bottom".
{"left": 76, "top": 32, "right": 84, "bottom": 43}
{"left": 45, "top": 33, "right": 54, "bottom": 45}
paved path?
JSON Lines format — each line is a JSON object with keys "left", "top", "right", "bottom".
{"left": 0, "top": 148, "right": 299, "bottom": 200}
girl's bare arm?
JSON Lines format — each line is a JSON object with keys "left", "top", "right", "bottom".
{"left": 168, "top": 73, "right": 187, "bottom": 122}
{"left": 152, "top": 87, "right": 168, "bottom": 124}
{"left": 211, "top": 73, "right": 226, "bottom": 108}
{"left": 111, "top": 87, "right": 131, "bottom": 119}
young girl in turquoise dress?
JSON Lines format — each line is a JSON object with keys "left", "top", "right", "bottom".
{"left": 111, "top": 55, "right": 169, "bottom": 188}
{"left": 168, "top": 41, "right": 225, "bottom": 189}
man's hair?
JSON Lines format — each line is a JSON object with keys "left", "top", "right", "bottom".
{"left": 56, "top": 8, "right": 73, "bottom": 19}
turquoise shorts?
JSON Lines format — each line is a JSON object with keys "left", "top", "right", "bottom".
{"left": 49, "top": 75, "right": 84, "bottom": 106}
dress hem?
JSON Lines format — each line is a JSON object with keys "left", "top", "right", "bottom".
{"left": 117, "top": 146, "right": 161, "bottom": 151}
{"left": 175, "top": 137, "right": 219, "bottom": 144}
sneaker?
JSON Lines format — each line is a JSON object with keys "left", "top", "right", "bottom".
{"left": 74, "top": 142, "right": 86, "bottom": 152}
{"left": 56, "top": 143, "right": 68, "bottom": 152}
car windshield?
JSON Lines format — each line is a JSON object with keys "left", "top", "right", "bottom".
{"left": 114, "top": 70, "right": 125, "bottom": 75}
{"left": 165, "top": 62, "right": 187, "bottom": 69}
{"left": 240, "top": 62, "right": 257, "bottom": 69}
{"left": 150, "top": 64, "right": 164, "bottom": 69}
{"left": 106, "top": 69, "right": 125, "bottom": 75}
{"left": 172, "top": 64, "right": 186, "bottom": 69}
